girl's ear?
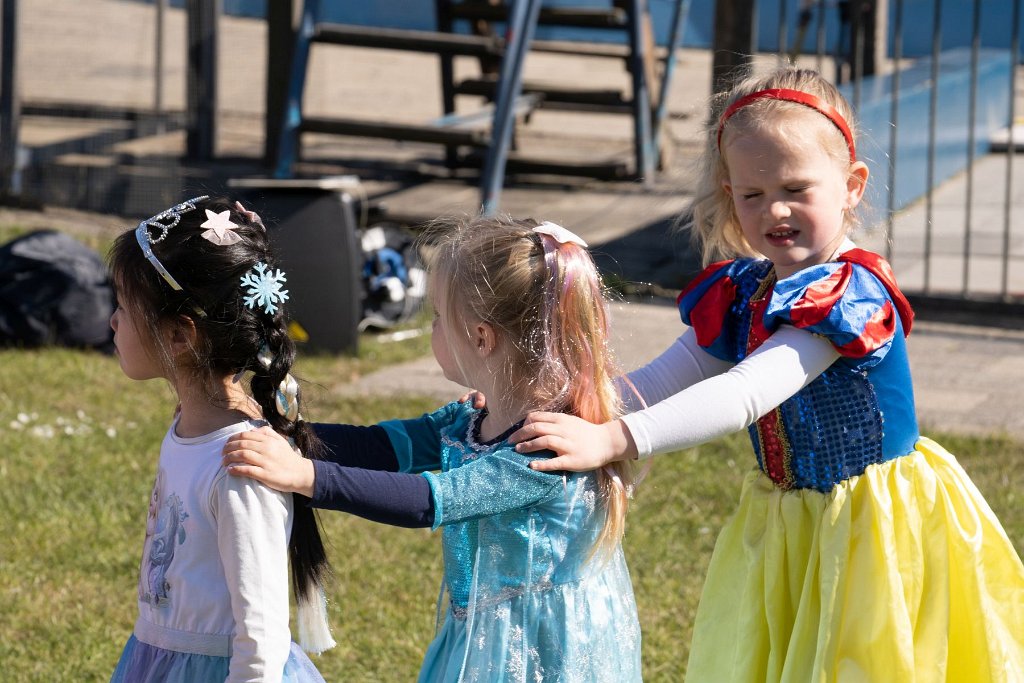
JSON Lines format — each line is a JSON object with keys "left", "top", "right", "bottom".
{"left": 167, "top": 315, "right": 198, "bottom": 358}
{"left": 472, "top": 321, "right": 498, "bottom": 357}
{"left": 845, "top": 161, "right": 870, "bottom": 209}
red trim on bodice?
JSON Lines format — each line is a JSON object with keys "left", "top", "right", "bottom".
{"left": 747, "top": 272, "right": 795, "bottom": 489}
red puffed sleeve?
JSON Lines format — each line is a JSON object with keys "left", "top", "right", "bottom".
{"left": 764, "top": 253, "right": 912, "bottom": 367}
{"left": 678, "top": 259, "right": 768, "bottom": 362}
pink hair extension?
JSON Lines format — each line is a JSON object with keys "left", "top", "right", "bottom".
{"left": 536, "top": 234, "right": 611, "bottom": 424}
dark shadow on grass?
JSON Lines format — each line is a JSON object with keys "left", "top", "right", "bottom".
{"left": 591, "top": 210, "right": 703, "bottom": 296}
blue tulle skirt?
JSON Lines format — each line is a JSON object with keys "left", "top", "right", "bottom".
{"left": 110, "top": 635, "right": 326, "bottom": 683}
{"left": 417, "top": 551, "right": 642, "bottom": 683}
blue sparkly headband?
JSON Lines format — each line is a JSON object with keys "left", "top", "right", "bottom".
{"left": 135, "top": 195, "right": 210, "bottom": 292}
{"left": 135, "top": 195, "right": 210, "bottom": 317}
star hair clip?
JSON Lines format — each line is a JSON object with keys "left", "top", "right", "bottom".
{"left": 240, "top": 261, "right": 290, "bottom": 315}
{"left": 200, "top": 209, "right": 243, "bottom": 246}
{"left": 533, "top": 221, "right": 588, "bottom": 248}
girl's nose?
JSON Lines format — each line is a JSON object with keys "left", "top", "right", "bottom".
{"left": 768, "top": 200, "right": 791, "bottom": 219}
{"left": 110, "top": 310, "right": 118, "bottom": 332}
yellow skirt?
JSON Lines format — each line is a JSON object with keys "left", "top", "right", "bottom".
{"left": 685, "top": 437, "right": 1024, "bottom": 683}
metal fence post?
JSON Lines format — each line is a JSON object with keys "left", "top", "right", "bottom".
{"left": 885, "top": 0, "right": 904, "bottom": 263}
{"left": 185, "top": 0, "right": 220, "bottom": 161}
{"left": 1001, "top": 0, "right": 1021, "bottom": 300}
{"left": 712, "top": 0, "right": 757, "bottom": 94}
{"left": 962, "top": 0, "right": 982, "bottom": 295}
{"left": 155, "top": 0, "right": 166, "bottom": 135}
{"left": 0, "top": 0, "right": 19, "bottom": 198}
{"left": 265, "top": 0, "right": 295, "bottom": 168}
{"left": 922, "top": 0, "right": 943, "bottom": 293}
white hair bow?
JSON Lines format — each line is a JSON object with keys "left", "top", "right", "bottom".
{"left": 533, "top": 222, "right": 588, "bottom": 248}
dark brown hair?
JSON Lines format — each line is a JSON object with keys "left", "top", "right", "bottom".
{"left": 108, "top": 196, "right": 330, "bottom": 605}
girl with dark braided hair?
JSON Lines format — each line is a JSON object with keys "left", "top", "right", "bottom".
{"left": 106, "top": 196, "right": 333, "bottom": 682}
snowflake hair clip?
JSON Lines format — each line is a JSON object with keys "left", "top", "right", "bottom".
{"left": 200, "top": 209, "right": 243, "bottom": 246}
{"left": 533, "top": 222, "right": 588, "bottom": 248}
{"left": 240, "top": 262, "right": 290, "bottom": 315}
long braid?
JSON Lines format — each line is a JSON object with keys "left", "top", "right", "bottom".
{"left": 248, "top": 319, "right": 330, "bottom": 605}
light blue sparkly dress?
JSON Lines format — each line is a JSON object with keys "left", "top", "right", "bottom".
{"left": 378, "top": 402, "right": 643, "bottom": 683}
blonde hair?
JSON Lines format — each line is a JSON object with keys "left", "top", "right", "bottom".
{"left": 689, "top": 67, "right": 863, "bottom": 264}
{"left": 422, "top": 215, "right": 635, "bottom": 551}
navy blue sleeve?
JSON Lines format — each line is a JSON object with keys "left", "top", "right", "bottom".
{"left": 311, "top": 423, "right": 399, "bottom": 471}
{"left": 310, "top": 461, "right": 435, "bottom": 528}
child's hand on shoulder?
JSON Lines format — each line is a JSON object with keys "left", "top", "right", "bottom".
{"left": 222, "top": 426, "right": 315, "bottom": 497}
{"left": 510, "top": 412, "right": 638, "bottom": 472}
{"left": 457, "top": 390, "right": 487, "bottom": 410}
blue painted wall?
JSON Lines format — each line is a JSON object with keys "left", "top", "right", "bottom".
{"left": 137, "top": 1, "right": 1024, "bottom": 59}
{"left": 844, "top": 47, "right": 1013, "bottom": 216}
{"left": 324, "top": 0, "right": 1024, "bottom": 61}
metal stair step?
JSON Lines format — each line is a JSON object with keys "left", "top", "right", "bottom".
{"left": 432, "top": 92, "right": 543, "bottom": 129}
{"left": 455, "top": 77, "right": 629, "bottom": 109}
{"left": 298, "top": 94, "right": 542, "bottom": 146}
{"left": 459, "top": 150, "right": 631, "bottom": 180}
{"left": 448, "top": 4, "right": 628, "bottom": 29}
{"left": 313, "top": 23, "right": 504, "bottom": 57}
{"left": 300, "top": 117, "right": 490, "bottom": 146}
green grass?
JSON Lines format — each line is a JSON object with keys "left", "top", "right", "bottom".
{"left": 1, "top": 339, "right": 1021, "bottom": 682}
{"left": 0, "top": 223, "right": 114, "bottom": 256}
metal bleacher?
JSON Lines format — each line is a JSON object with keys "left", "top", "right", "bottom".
{"left": 274, "top": 0, "right": 690, "bottom": 213}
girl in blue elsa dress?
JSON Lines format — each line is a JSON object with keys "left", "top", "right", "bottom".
{"left": 223, "top": 216, "right": 643, "bottom": 682}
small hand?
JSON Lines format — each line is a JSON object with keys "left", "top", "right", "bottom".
{"left": 509, "top": 412, "right": 638, "bottom": 472}
{"left": 222, "top": 426, "right": 316, "bottom": 497}
{"left": 457, "top": 390, "right": 487, "bottom": 410}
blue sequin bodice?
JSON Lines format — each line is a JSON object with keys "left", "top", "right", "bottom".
{"left": 379, "top": 403, "right": 643, "bottom": 681}
{"left": 381, "top": 402, "right": 614, "bottom": 611}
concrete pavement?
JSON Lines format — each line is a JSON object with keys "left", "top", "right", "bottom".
{"left": 12, "top": 0, "right": 1024, "bottom": 444}
{"left": 338, "top": 299, "right": 1024, "bottom": 442}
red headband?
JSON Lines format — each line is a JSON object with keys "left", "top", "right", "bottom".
{"left": 717, "top": 88, "right": 856, "bottom": 161}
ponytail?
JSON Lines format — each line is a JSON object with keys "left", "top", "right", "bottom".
{"left": 535, "top": 234, "right": 635, "bottom": 556}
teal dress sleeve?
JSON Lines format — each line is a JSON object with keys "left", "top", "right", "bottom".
{"left": 422, "top": 446, "right": 565, "bottom": 530}
{"left": 377, "top": 402, "right": 463, "bottom": 473}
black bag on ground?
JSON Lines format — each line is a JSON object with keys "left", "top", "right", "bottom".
{"left": 0, "top": 230, "right": 115, "bottom": 351}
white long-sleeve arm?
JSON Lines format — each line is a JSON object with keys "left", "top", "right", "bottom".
{"left": 215, "top": 473, "right": 294, "bottom": 682}
{"left": 621, "top": 325, "right": 841, "bottom": 458}
{"left": 617, "top": 328, "right": 734, "bottom": 410}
